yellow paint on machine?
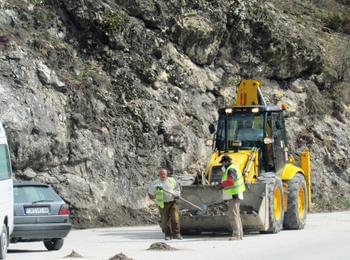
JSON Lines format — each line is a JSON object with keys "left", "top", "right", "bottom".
{"left": 280, "top": 163, "right": 305, "bottom": 180}
{"left": 206, "top": 149, "right": 259, "bottom": 184}
{"left": 235, "top": 79, "right": 262, "bottom": 106}
{"left": 301, "top": 149, "right": 312, "bottom": 208}
{"left": 280, "top": 148, "right": 312, "bottom": 210}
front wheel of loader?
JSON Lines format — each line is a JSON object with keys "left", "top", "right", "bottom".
{"left": 283, "top": 173, "right": 308, "bottom": 229}
{"left": 259, "top": 173, "right": 284, "bottom": 233}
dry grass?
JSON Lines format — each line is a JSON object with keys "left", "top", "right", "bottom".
{"left": 323, "top": 11, "right": 350, "bottom": 34}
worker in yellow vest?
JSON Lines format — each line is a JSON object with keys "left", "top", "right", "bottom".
{"left": 219, "top": 155, "right": 246, "bottom": 240}
{"left": 148, "top": 168, "right": 182, "bottom": 240}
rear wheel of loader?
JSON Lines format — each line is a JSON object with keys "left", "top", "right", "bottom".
{"left": 283, "top": 173, "right": 308, "bottom": 229}
{"left": 260, "top": 173, "right": 284, "bottom": 233}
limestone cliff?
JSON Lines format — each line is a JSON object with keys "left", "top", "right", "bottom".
{"left": 0, "top": 0, "right": 349, "bottom": 227}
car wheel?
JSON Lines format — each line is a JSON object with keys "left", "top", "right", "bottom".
{"left": 43, "top": 238, "right": 64, "bottom": 251}
{"left": 0, "top": 224, "right": 8, "bottom": 259}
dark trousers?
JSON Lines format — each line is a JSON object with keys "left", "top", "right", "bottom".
{"left": 159, "top": 201, "right": 180, "bottom": 236}
{"left": 226, "top": 198, "right": 244, "bottom": 238}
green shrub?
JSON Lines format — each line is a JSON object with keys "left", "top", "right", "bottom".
{"left": 324, "top": 11, "right": 350, "bottom": 34}
{"left": 336, "top": 0, "right": 350, "bottom": 6}
{"left": 101, "top": 10, "right": 127, "bottom": 34}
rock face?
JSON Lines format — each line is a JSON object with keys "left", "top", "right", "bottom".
{"left": 171, "top": 13, "right": 225, "bottom": 65}
{"left": 230, "top": 1, "right": 323, "bottom": 79}
{"left": 0, "top": 0, "right": 349, "bottom": 226}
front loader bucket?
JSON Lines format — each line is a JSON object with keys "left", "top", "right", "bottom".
{"left": 240, "top": 183, "right": 269, "bottom": 232}
{"left": 179, "top": 184, "right": 270, "bottom": 233}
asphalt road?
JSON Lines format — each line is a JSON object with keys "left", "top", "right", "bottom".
{"left": 7, "top": 211, "right": 350, "bottom": 260}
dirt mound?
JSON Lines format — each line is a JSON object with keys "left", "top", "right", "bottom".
{"left": 147, "top": 242, "right": 177, "bottom": 251}
{"left": 64, "top": 250, "right": 83, "bottom": 258}
{"left": 109, "top": 253, "right": 133, "bottom": 260}
{"left": 181, "top": 202, "right": 228, "bottom": 216}
{"left": 206, "top": 203, "right": 227, "bottom": 215}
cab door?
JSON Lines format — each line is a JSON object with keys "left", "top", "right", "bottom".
{"left": 263, "top": 112, "right": 288, "bottom": 172}
{"left": 270, "top": 112, "right": 288, "bottom": 172}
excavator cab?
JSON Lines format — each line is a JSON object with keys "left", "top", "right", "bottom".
{"left": 215, "top": 108, "right": 264, "bottom": 151}
{"left": 213, "top": 105, "right": 288, "bottom": 174}
{"left": 178, "top": 79, "right": 312, "bottom": 235}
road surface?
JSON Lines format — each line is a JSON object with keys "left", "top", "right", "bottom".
{"left": 7, "top": 211, "right": 350, "bottom": 260}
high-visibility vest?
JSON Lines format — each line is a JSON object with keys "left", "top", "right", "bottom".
{"left": 155, "top": 177, "right": 177, "bottom": 208}
{"left": 221, "top": 164, "right": 246, "bottom": 196}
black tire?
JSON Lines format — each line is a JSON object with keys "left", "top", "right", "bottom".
{"left": 44, "top": 238, "right": 64, "bottom": 251}
{"left": 259, "top": 173, "right": 285, "bottom": 233}
{"left": 283, "top": 173, "right": 308, "bottom": 229}
{"left": 0, "top": 224, "right": 8, "bottom": 259}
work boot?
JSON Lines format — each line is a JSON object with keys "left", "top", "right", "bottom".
{"left": 165, "top": 236, "right": 172, "bottom": 240}
{"left": 173, "top": 234, "right": 183, "bottom": 240}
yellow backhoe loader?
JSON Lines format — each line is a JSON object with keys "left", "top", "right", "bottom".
{"left": 178, "top": 79, "right": 312, "bottom": 234}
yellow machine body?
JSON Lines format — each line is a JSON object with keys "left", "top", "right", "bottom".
{"left": 179, "top": 79, "right": 312, "bottom": 233}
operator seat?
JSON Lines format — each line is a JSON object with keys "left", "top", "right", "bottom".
{"left": 237, "top": 120, "right": 263, "bottom": 141}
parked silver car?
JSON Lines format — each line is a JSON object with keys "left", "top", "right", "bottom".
{"left": 11, "top": 182, "right": 71, "bottom": 250}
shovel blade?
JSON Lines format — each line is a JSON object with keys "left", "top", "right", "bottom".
{"left": 195, "top": 204, "right": 208, "bottom": 216}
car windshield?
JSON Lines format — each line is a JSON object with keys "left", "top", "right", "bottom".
{"left": 215, "top": 112, "right": 264, "bottom": 150}
{"left": 14, "top": 185, "right": 62, "bottom": 204}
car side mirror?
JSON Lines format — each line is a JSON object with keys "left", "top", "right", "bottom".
{"left": 208, "top": 124, "right": 216, "bottom": 134}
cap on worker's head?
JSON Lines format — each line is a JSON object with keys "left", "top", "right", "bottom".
{"left": 219, "top": 155, "right": 231, "bottom": 163}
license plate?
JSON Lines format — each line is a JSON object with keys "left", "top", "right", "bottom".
{"left": 25, "top": 207, "right": 50, "bottom": 215}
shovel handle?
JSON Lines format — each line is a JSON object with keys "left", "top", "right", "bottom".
{"left": 163, "top": 189, "right": 203, "bottom": 211}
{"left": 178, "top": 197, "right": 203, "bottom": 211}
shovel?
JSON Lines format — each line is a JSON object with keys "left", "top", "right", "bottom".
{"left": 162, "top": 189, "right": 207, "bottom": 215}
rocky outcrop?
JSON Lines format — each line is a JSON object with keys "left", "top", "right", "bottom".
{"left": 170, "top": 13, "right": 225, "bottom": 65}
{"left": 0, "top": 0, "right": 349, "bottom": 226}
{"left": 221, "top": 0, "right": 323, "bottom": 79}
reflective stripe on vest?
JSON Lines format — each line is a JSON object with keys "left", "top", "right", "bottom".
{"left": 221, "top": 164, "right": 246, "bottom": 195}
{"left": 155, "top": 177, "right": 177, "bottom": 208}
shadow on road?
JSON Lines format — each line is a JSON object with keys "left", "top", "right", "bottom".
{"left": 98, "top": 228, "right": 263, "bottom": 243}
{"left": 8, "top": 249, "right": 47, "bottom": 254}
{"left": 100, "top": 229, "right": 163, "bottom": 240}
